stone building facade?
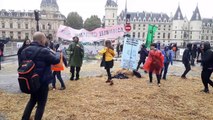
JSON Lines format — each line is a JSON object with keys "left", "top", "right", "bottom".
{"left": 104, "top": 0, "right": 213, "bottom": 46}
{"left": 0, "top": 0, "right": 65, "bottom": 41}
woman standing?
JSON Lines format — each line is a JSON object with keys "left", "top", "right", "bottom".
{"left": 143, "top": 43, "right": 164, "bottom": 87}
{"left": 99, "top": 40, "right": 115, "bottom": 85}
{"left": 17, "top": 39, "right": 31, "bottom": 66}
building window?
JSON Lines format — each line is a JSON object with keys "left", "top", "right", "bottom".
{"left": 138, "top": 32, "right": 141, "bottom": 38}
{"left": 158, "top": 33, "right": 160, "bottom": 35}
{"left": 175, "top": 31, "right": 177, "bottom": 34}
{"left": 2, "top": 23, "right": 5, "bottom": 28}
{"left": 42, "top": 25, "right": 45, "bottom": 30}
{"left": 175, "top": 35, "right": 176, "bottom": 38}
{"left": 18, "top": 32, "right": 21, "bottom": 39}
{"left": 2, "top": 31, "right": 6, "bottom": 38}
{"left": 25, "top": 33, "right": 29, "bottom": 39}
{"left": 10, "top": 23, "right": 13, "bottom": 28}
{"left": 143, "top": 24, "right": 146, "bottom": 27}
{"left": 158, "top": 36, "right": 160, "bottom": 38}
{"left": 133, "top": 32, "right": 135, "bottom": 38}
{"left": 211, "top": 36, "right": 213, "bottom": 40}
{"left": 201, "top": 36, "right": 204, "bottom": 40}
{"left": 18, "top": 24, "right": 21, "bottom": 29}
{"left": 10, "top": 31, "right": 13, "bottom": 39}
{"left": 206, "top": 36, "right": 209, "bottom": 40}
{"left": 25, "top": 24, "right": 29, "bottom": 29}
{"left": 143, "top": 32, "right": 145, "bottom": 38}
{"left": 133, "top": 24, "right": 136, "bottom": 30}
{"left": 163, "top": 33, "right": 165, "bottom": 39}
{"left": 207, "top": 30, "right": 209, "bottom": 33}
{"left": 168, "top": 33, "right": 170, "bottom": 39}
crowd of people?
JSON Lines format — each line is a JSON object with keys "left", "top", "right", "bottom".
{"left": 16, "top": 31, "right": 213, "bottom": 119}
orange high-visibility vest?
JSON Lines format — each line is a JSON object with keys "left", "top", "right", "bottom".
{"left": 51, "top": 53, "right": 64, "bottom": 71}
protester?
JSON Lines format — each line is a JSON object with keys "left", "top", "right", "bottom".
{"left": 17, "top": 39, "right": 31, "bottom": 66}
{"left": 136, "top": 44, "right": 148, "bottom": 71}
{"left": 172, "top": 44, "right": 178, "bottom": 59}
{"left": 191, "top": 44, "right": 197, "bottom": 66}
{"left": 99, "top": 40, "right": 115, "bottom": 85}
{"left": 46, "top": 34, "right": 55, "bottom": 50}
{"left": 197, "top": 43, "right": 204, "bottom": 64}
{"left": 181, "top": 43, "right": 192, "bottom": 79}
{"left": 161, "top": 46, "right": 173, "bottom": 80}
{"left": 51, "top": 44, "right": 68, "bottom": 90}
{"left": 20, "top": 32, "right": 60, "bottom": 120}
{"left": 67, "top": 36, "right": 84, "bottom": 80}
{"left": 0, "top": 42, "right": 3, "bottom": 62}
{"left": 120, "top": 44, "right": 123, "bottom": 53}
{"left": 200, "top": 42, "right": 213, "bottom": 93}
{"left": 143, "top": 43, "right": 164, "bottom": 87}
{"left": 116, "top": 43, "right": 120, "bottom": 57}
{"left": 0, "top": 42, "right": 4, "bottom": 55}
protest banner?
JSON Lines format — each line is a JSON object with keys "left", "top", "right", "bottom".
{"left": 121, "top": 37, "right": 142, "bottom": 70}
{"left": 56, "top": 25, "right": 124, "bottom": 42}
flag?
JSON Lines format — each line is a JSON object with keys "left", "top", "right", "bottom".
{"left": 145, "top": 24, "right": 158, "bottom": 48}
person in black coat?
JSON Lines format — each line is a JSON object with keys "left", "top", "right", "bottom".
{"left": 136, "top": 44, "right": 148, "bottom": 70}
{"left": 17, "top": 39, "right": 31, "bottom": 66}
{"left": 20, "top": 32, "right": 60, "bottom": 120}
{"left": 181, "top": 43, "right": 192, "bottom": 79}
{"left": 200, "top": 42, "right": 213, "bottom": 93}
{"left": 191, "top": 44, "right": 197, "bottom": 66}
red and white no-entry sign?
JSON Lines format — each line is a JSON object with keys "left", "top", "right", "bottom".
{"left": 125, "top": 24, "right": 131, "bottom": 32}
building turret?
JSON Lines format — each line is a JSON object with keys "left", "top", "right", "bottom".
{"left": 104, "top": 0, "right": 118, "bottom": 27}
{"left": 189, "top": 5, "right": 202, "bottom": 42}
{"left": 172, "top": 5, "right": 185, "bottom": 46}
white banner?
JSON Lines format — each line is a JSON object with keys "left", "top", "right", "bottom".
{"left": 56, "top": 25, "right": 125, "bottom": 42}
{"left": 121, "top": 37, "right": 142, "bottom": 70}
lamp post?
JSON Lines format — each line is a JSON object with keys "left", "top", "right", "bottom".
{"left": 34, "top": 10, "right": 40, "bottom": 31}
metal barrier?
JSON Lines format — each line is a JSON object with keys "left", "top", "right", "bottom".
{"left": 3, "top": 42, "right": 19, "bottom": 57}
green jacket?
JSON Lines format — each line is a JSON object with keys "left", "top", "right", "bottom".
{"left": 67, "top": 42, "right": 84, "bottom": 67}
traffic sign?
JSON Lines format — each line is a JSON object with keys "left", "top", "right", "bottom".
{"left": 125, "top": 24, "right": 131, "bottom": 32}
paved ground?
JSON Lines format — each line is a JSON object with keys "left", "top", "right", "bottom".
{"left": 0, "top": 54, "right": 202, "bottom": 94}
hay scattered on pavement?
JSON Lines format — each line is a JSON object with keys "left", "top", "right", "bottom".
{"left": 1, "top": 74, "right": 213, "bottom": 120}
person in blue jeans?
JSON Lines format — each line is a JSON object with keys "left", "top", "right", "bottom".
{"left": 161, "top": 46, "right": 173, "bottom": 80}
{"left": 51, "top": 45, "right": 68, "bottom": 90}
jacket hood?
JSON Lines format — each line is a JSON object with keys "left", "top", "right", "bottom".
{"left": 203, "top": 42, "right": 211, "bottom": 51}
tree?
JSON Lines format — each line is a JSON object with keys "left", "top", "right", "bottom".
{"left": 66, "top": 12, "right": 83, "bottom": 29}
{"left": 84, "top": 15, "right": 102, "bottom": 31}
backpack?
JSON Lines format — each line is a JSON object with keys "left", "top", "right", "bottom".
{"left": 18, "top": 48, "right": 42, "bottom": 94}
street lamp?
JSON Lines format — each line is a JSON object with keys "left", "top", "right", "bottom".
{"left": 34, "top": 10, "right": 40, "bottom": 31}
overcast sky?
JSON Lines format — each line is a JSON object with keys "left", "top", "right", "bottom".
{"left": 0, "top": 0, "right": 212, "bottom": 21}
